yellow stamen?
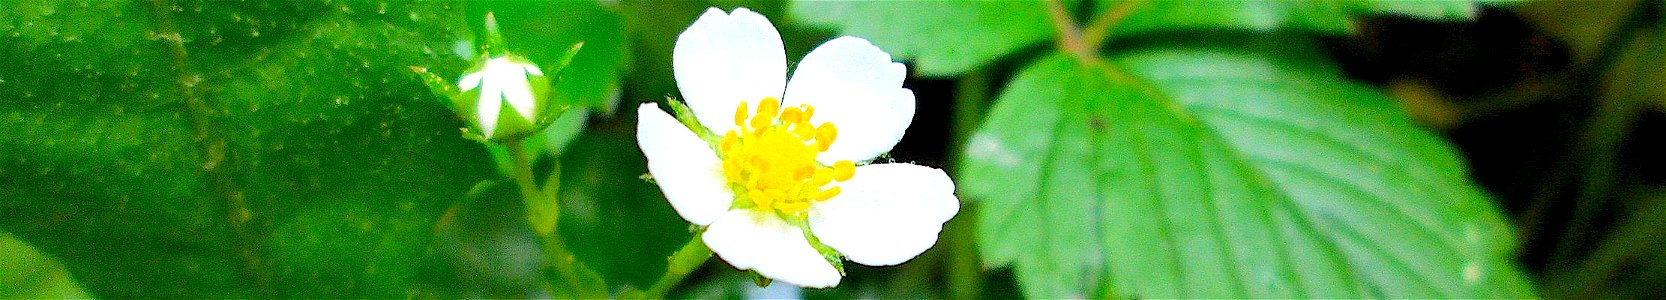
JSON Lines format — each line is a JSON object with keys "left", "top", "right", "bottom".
{"left": 721, "top": 98, "right": 856, "bottom": 215}
{"left": 816, "top": 123, "right": 838, "bottom": 152}
{"left": 815, "top": 186, "right": 842, "bottom": 201}
{"left": 781, "top": 106, "right": 803, "bottom": 124}
{"left": 833, "top": 160, "right": 855, "bottom": 182}
{"left": 733, "top": 101, "right": 749, "bottom": 127}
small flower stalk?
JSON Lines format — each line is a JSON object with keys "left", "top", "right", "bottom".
{"left": 639, "top": 7, "right": 961, "bottom": 288}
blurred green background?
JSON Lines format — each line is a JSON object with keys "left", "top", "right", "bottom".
{"left": 2, "top": 0, "right": 1664, "bottom": 298}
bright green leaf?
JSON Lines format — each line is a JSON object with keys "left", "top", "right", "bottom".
{"left": 962, "top": 39, "right": 1533, "bottom": 298}
{"left": 1107, "top": 0, "right": 1480, "bottom": 38}
{"left": 0, "top": 231, "right": 92, "bottom": 298}
{"left": 1361, "top": 0, "right": 1481, "bottom": 20}
{"left": 2, "top": 1, "right": 502, "bottom": 297}
{"left": 789, "top": 1, "right": 1056, "bottom": 77}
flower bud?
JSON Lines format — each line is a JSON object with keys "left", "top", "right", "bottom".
{"left": 457, "top": 55, "right": 552, "bottom": 140}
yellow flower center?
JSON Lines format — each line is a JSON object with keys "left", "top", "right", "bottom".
{"left": 720, "top": 97, "right": 855, "bottom": 215}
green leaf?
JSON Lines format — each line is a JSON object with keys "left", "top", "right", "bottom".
{"left": 0, "top": 231, "right": 92, "bottom": 298}
{"left": 1106, "top": 0, "right": 1480, "bottom": 38}
{"left": 1360, "top": 1, "right": 1482, "bottom": 20}
{"left": 529, "top": 107, "right": 592, "bottom": 158}
{"left": 789, "top": 1, "right": 1057, "bottom": 77}
{"left": 961, "top": 39, "right": 1533, "bottom": 298}
{"left": 1, "top": 0, "right": 508, "bottom": 297}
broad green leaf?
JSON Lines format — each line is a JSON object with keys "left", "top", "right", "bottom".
{"left": 0, "top": 231, "right": 92, "bottom": 298}
{"left": 789, "top": 2, "right": 1056, "bottom": 77}
{"left": 962, "top": 40, "right": 1533, "bottom": 298}
{"left": 1106, "top": 0, "right": 1480, "bottom": 38}
{"left": 0, "top": 0, "right": 518, "bottom": 297}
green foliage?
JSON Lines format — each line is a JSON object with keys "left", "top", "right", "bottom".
{"left": 960, "top": 37, "right": 1533, "bottom": 298}
{"left": 789, "top": 0, "right": 1484, "bottom": 78}
{"left": 0, "top": 0, "right": 1622, "bottom": 298}
{"left": 557, "top": 131, "right": 693, "bottom": 291}
{"left": 790, "top": 2, "right": 1057, "bottom": 77}
{"left": 0, "top": 0, "right": 618, "bottom": 297}
{"left": 0, "top": 231, "right": 91, "bottom": 298}
{"left": 1108, "top": 1, "right": 1480, "bottom": 38}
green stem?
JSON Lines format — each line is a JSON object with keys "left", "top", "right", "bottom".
{"left": 945, "top": 202, "right": 980, "bottom": 299}
{"left": 1550, "top": 194, "right": 1666, "bottom": 298}
{"left": 946, "top": 69, "right": 988, "bottom": 300}
{"left": 506, "top": 139, "right": 555, "bottom": 235}
{"left": 646, "top": 235, "right": 714, "bottom": 298}
{"left": 951, "top": 69, "right": 989, "bottom": 160}
{"left": 1547, "top": 0, "right": 1660, "bottom": 267}
{"left": 1079, "top": 0, "right": 1145, "bottom": 49}
{"left": 505, "top": 139, "right": 604, "bottom": 298}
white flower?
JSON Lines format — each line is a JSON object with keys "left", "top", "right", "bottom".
{"left": 637, "top": 7, "right": 960, "bottom": 288}
{"left": 459, "top": 56, "right": 544, "bottom": 138}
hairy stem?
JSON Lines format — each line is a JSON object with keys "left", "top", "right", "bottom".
{"left": 505, "top": 139, "right": 604, "bottom": 298}
{"left": 1080, "top": 0, "right": 1145, "bottom": 50}
{"left": 646, "top": 235, "right": 713, "bottom": 297}
{"left": 1546, "top": 0, "right": 1661, "bottom": 268}
{"left": 946, "top": 68, "right": 989, "bottom": 300}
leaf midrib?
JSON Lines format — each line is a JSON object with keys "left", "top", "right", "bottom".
{"left": 1188, "top": 104, "right": 1471, "bottom": 253}
{"left": 1082, "top": 55, "right": 1454, "bottom": 297}
{"left": 1166, "top": 71, "right": 1460, "bottom": 297}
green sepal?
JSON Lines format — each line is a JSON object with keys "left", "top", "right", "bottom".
{"left": 749, "top": 271, "right": 773, "bottom": 288}
{"left": 783, "top": 214, "right": 847, "bottom": 277}
{"left": 481, "top": 11, "right": 508, "bottom": 57}
{"left": 547, "top": 42, "right": 585, "bottom": 77}
{"left": 407, "top": 66, "right": 471, "bottom": 116}
{"left": 803, "top": 228, "right": 847, "bottom": 276}
{"left": 663, "top": 97, "right": 723, "bottom": 148}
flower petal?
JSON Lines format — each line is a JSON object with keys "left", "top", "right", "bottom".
{"left": 476, "top": 80, "right": 502, "bottom": 137}
{"left": 783, "top": 37, "right": 914, "bottom": 164}
{"left": 523, "top": 63, "right": 544, "bottom": 76}
{"left": 673, "top": 7, "right": 787, "bottom": 135}
{"left": 704, "top": 209, "right": 842, "bottom": 288}
{"left": 810, "top": 163, "right": 958, "bottom": 266}
{"left": 497, "top": 64, "right": 537, "bottom": 121}
{"left": 458, "top": 72, "right": 483, "bottom": 91}
{"left": 636, "top": 104, "right": 732, "bottom": 225}
{"left": 484, "top": 60, "right": 536, "bottom": 121}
